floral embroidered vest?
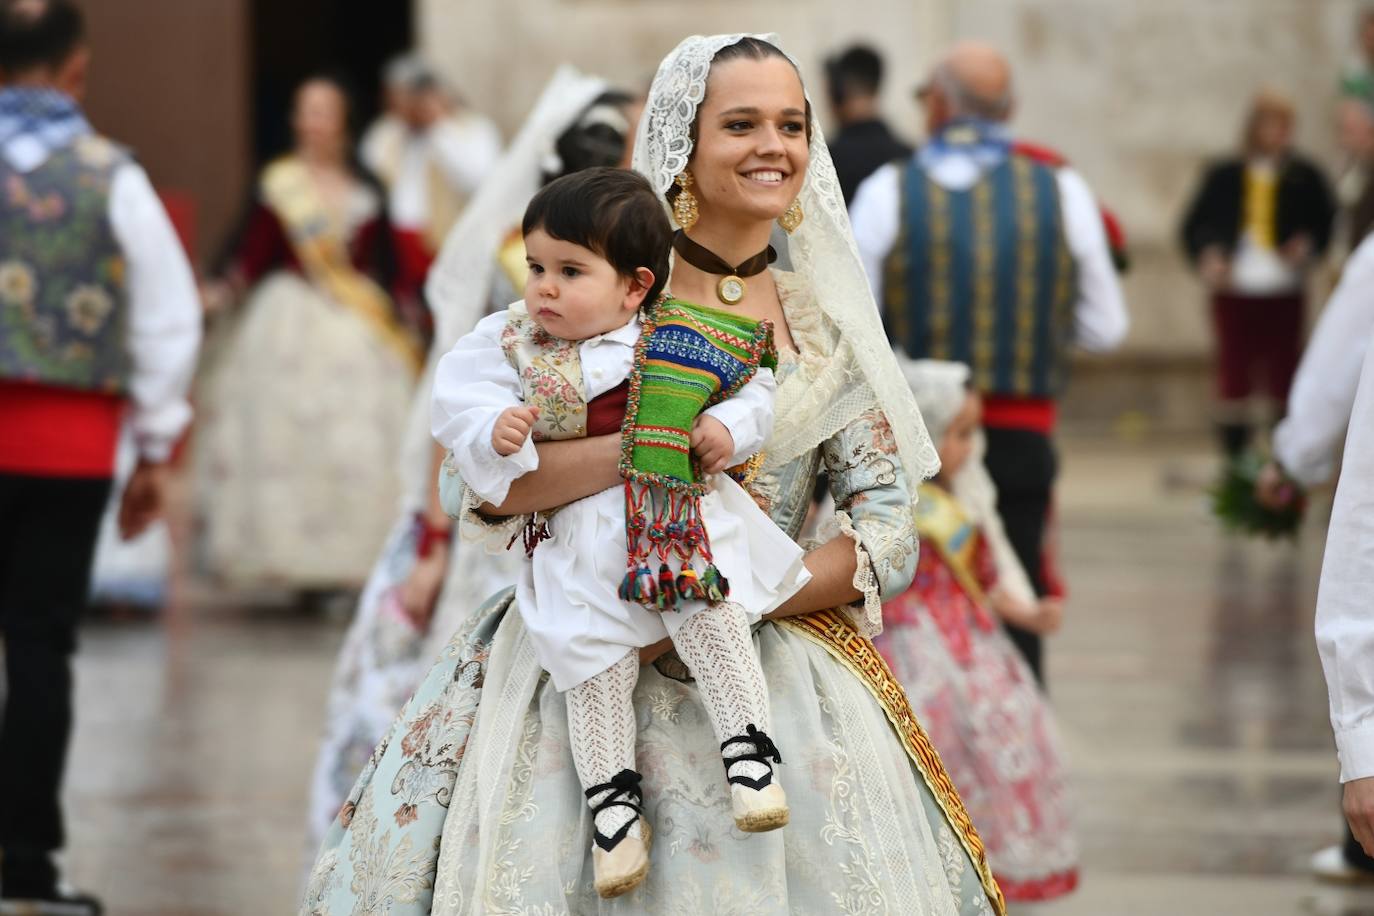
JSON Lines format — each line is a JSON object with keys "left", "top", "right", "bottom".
{"left": 498, "top": 304, "right": 590, "bottom": 442}
{"left": 0, "top": 134, "right": 131, "bottom": 393}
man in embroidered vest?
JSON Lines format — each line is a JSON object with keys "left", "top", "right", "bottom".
{"left": 0, "top": 1, "right": 200, "bottom": 911}
{"left": 851, "top": 41, "right": 1128, "bottom": 684}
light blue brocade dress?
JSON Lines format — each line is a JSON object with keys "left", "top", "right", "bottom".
{"left": 302, "top": 285, "right": 1001, "bottom": 916}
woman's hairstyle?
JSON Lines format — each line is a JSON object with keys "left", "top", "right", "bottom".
{"left": 1241, "top": 87, "right": 1296, "bottom": 154}
{"left": 548, "top": 90, "right": 635, "bottom": 182}
{"left": 522, "top": 167, "right": 672, "bottom": 305}
{"left": 665, "top": 37, "right": 812, "bottom": 210}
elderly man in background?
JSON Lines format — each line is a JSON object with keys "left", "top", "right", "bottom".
{"left": 361, "top": 54, "right": 501, "bottom": 318}
{"left": 851, "top": 41, "right": 1128, "bottom": 684}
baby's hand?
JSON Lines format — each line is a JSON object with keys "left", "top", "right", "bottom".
{"left": 690, "top": 415, "right": 735, "bottom": 476}
{"left": 492, "top": 406, "right": 540, "bottom": 457}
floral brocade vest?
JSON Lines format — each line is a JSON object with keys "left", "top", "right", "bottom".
{"left": 0, "top": 134, "right": 131, "bottom": 393}
{"left": 498, "top": 305, "right": 589, "bottom": 443}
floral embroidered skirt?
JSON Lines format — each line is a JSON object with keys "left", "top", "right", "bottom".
{"left": 302, "top": 591, "right": 1001, "bottom": 915}
{"left": 194, "top": 272, "right": 414, "bottom": 590}
{"left": 875, "top": 612, "right": 1079, "bottom": 901}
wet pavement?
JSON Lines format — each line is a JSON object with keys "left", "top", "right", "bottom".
{"left": 53, "top": 436, "right": 1374, "bottom": 914}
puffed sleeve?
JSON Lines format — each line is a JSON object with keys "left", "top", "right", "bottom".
{"left": 819, "top": 406, "right": 918, "bottom": 638}
{"left": 431, "top": 311, "right": 538, "bottom": 508}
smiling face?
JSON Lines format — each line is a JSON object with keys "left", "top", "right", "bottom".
{"left": 688, "top": 56, "right": 811, "bottom": 226}
{"left": 523, "top": 228, "right": 649, "bottom": 341}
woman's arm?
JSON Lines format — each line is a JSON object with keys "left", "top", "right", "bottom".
{"left": 769, "top": 407, "right": 917, "bottom": 635}
{"left": 764, "top": 537, "right": 862, "bottom": 619}
{"left": 477, "top": 433, "right": 622, "bottom": 516}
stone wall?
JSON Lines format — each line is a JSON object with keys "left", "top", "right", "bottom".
{"left": 418, "top": 0, "right": 1369, "bottom": 428}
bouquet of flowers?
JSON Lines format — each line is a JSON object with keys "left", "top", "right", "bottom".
{"left": 1210, "top": 452, "right": 1305, "bottom": 539}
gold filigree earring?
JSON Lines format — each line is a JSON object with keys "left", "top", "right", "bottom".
{"left": 778, "top": 198, "right": 804, "bottom": 234}
{"left": 673, "top": 171, "right": 699, "bottom": 230}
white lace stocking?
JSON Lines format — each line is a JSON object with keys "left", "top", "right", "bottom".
{"left": 566, "top": 649, "right": 642, "bottom": 842}
{"left": 671, "top": 602, "right": 774, "bottom": 784}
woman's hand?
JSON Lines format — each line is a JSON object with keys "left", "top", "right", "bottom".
{"left": 400, "top": 549, "right": 449, "bottom": 629}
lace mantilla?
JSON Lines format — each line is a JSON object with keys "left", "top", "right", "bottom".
{"left": 631, "top": 34, "right": 940, "bottom": 508}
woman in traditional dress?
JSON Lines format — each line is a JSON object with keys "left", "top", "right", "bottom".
{"left": 877, "top": 359, "right": 1078, "bottom": 902}
{"left": 304, "top": 67, "right": 636, "bottom": 854}
{"left": 302, "top": 35, "right": 1003, "bottom": 915}
{"left": 196, "top": 76, "right": 422, "bottom": 594}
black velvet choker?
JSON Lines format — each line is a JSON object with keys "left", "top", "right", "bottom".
{"left": 672, "top": 230, "right": 776, "bottom": 305}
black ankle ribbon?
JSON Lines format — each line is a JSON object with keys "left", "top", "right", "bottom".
{"left": 721, "top": 723, "right": 783, "bottom": 791}
{"left": 585, "top": 768, "right": 645, "bottom": 852}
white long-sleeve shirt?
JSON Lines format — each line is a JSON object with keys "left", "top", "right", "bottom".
{"left": 850, "top": 153, "right": 1129, "bottom": 353}
{"left": 2, "top": 138, "right": 201, "bottom": 462}
{"left": 1273, "top": 234, "right": 1374, "bottom": 488}
{"left": 432, "top": 309, "right": 776, "bottom": 508}
{"left": 1317, "top": 331, "right": 1374, "bottom": 782}
{"left": 363, "top": 114, "right": 502, "bottom": 231}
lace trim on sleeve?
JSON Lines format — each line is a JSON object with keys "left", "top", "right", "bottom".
{"left": 442, "top": 451, "right": 528, "bottom": 551}
{"left": 833, "top": 508, "right": 883, "bottom": 639}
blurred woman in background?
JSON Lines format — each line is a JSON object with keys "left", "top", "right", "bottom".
{"left": 1181, "top": 89, "right": 1336, "bottom": 461}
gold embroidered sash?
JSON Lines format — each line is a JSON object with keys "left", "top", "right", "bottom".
{"left": 915, "top": 482, "right": 988, "bottom": 606}
{"left": 261, "top": 156, "right": 422, "bottom": 372}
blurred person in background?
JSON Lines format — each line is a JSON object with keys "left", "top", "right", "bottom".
{"left": 1334, "top": 96, "right": 1374, "bottom": 260}
{"left": 304, "top": 68, "right": 636, "bottom": 858}
{"left": 1340, "top": 7, "right": 1374, "bottom": 104}
{"left": 824, "top": 43, "right": 910, "bottom": 205}
{"left": 876, "top": 359, "right": 1078, "bottom": 903}
{"left": 0, "top": 0, "right": 200, "bottom": 911}
{"left": 196, "top": 75, "right": 421, "bottom": 604}
{"left": 851, "top": 40, "right": 1128, "bottom": 684}
{"left": 1180, "top": 89, "right": 1335, "bottom": 461}
{"left": 360, "top": 53, "right": 502, "bottom": 329}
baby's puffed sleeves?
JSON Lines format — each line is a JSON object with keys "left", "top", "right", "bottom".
{"left": 819, "top": 407, "right": 919, "bottom": 638}
{"left": 431, "top": 310, "right": 539, "bottom": 508}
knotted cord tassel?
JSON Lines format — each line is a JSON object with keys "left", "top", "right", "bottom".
{"left": 635, "top": 565, "right": 657, "bottom": 605}
{"left": 655, "top": 562, "right": 678, "bottom": 611}
{"left": 675, "top": 565, "right": 705, "bottom": 600}
{"left": 701, "top": 564, "right": 730, "bottom": 603}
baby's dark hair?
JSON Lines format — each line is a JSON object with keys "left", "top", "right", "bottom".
{"left": 522, "top": 167, "right": 672, "bottom": 306}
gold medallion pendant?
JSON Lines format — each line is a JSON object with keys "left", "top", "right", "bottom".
{"left": 717, "top": 275, "right": 746, "bottom": 305}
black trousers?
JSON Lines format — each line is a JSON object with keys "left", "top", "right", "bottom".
{"left": 981, "top": 427, "right": 1058, "bottom": 685}
{"left": 0, "top": 473, "right": 111, "bottom": 858}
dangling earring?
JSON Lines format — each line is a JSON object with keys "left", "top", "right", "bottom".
{"left": 778, "top": 198, "right": 804, "bottom": 234}
{"left": 673, "top": 171, "right": 699, "bottom": 231}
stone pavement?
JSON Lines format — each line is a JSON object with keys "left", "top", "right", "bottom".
{"left": 51, "top": 436, "right": 1374, "bottom": 914}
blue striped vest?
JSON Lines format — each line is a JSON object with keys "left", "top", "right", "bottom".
{"left": 882, "top": 153, "right": 1077, "bottom": 398}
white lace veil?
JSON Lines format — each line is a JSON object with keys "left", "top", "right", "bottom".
{"left": 396, "top": 67, "right": 610, "bottom": 510}
{"left": 630, "top": 34, "right": 940, "bottom": 489}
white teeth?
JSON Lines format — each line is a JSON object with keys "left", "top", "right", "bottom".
{"left": 746, "top": 170, "right": 784, "bottom": 183}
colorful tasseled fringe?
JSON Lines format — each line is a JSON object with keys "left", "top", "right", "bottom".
{"left": 619, "top": 482, "right": 730, "bottom": 613}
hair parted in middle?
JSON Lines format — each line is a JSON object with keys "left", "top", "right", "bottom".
{"left": 522, "top": 166, "right": 673, "bottom": 306}
{"left": 664, "top": 36, "right": 813, "bottom": 214}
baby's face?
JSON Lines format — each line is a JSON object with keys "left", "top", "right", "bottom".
{"left": 523, "top": 229, "right": 639, "bottom": 341}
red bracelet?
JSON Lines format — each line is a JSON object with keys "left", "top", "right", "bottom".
{"left": 416, "top": 516, "right": 453, "bottom": 559}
